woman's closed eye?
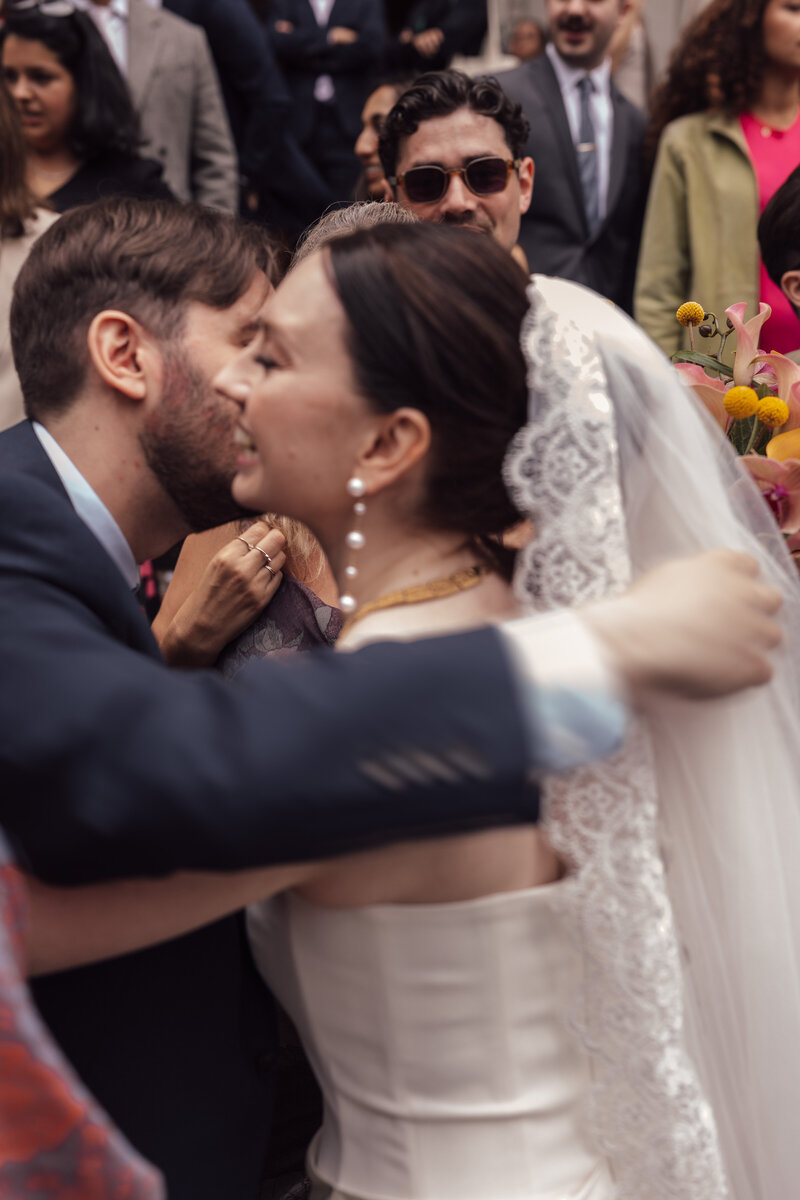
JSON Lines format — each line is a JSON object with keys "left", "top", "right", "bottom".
{"left": 256, "top": 356, "right": 280, "bottom": 371}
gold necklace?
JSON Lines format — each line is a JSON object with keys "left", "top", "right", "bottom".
{"left": 341, "top": 564, "right": 490, "bottom": 634}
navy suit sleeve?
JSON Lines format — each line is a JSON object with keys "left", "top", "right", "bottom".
{"left": 0, "top": 473, "right": 536, "bottom": 885}
{"left": 165, "top": 0, "right": 292, "bottom": 185}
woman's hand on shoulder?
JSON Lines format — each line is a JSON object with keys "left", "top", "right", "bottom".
{"left": 156, "top": 521, "right": 286, "bottom": 667}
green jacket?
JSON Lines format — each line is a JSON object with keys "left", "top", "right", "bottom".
{"left": 634, "top": 111, "right": 760, "bottom": 357}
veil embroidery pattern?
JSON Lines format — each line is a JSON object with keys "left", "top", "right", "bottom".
{"left": 503, "top": 278, "right": 728, "bottom": 1198}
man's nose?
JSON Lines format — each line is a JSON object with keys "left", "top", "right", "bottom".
{"left": 563, "top": 0, "right": 589, "bottom": 17}
{"left": 355, "top": 127, "right": 376, "bottom": 159}
{"left": 438, "top": 172, "right": 478, "bottom": 214}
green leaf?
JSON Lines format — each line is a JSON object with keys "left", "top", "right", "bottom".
{"left": 671, "top": 351, "right": 734, "bottom": 377}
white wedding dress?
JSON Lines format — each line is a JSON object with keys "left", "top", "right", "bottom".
{"left": 249, "top": 275, "right": 800, "bottom": 1200}
{"left": 248, "top": 880, "right": 613, "bottom": 1200}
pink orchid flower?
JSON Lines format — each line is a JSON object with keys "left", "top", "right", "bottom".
{"left": 740, "top": 454, "right": 800, "bottom": 532}
{"left": 726, "top": 301, "right": 772, "bottom": 386}
{"left": 750, "top": 351, "right": 800, "bottom": 431}
{"left": 675, "top": 362, "right": 730, "bottom": 431}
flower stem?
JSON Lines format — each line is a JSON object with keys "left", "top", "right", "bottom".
{"left": 744, "top": 418, "right": 763, "bottom": 454}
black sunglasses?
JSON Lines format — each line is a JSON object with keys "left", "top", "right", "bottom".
{"left": 391, "top": 156, "right": 521, "bottom": 205}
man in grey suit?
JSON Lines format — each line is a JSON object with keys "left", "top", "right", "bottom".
{"left": 76, "top": 0, "right": 239, "bottom": 212}
{"left": 498, "top": 0, "right": 648, "bottom": 310}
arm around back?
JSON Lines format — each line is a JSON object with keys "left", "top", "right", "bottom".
{"left": 0, "top": 472, "right": 535, "bottom": 885}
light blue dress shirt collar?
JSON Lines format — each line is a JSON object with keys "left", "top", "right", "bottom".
{"left": 32, "top": 422, "right": 140, "bottom": 590}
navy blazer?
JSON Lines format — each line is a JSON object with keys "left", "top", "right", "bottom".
{"left": 0, "top": 421, "right": 538, "bottom": 1196}
{"left": 270, "top": 0, "right": 386, "bottom": 145}
{"left": 498, "top": 54, "right": 648, "bottom": 313}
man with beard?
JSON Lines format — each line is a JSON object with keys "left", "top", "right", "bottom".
{"left": 496, "top": 0, "right": 647, "bottom": 310}
{"left": 0, "top": 197, "right": 784, "bottom": 1199}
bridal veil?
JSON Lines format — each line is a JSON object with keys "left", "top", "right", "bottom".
{"left": 504, "top": 275, "right": 800, "bottom": 1199}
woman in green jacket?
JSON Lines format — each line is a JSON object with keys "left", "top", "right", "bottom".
{"left": 634, "top": 0, "right": 800, "bottom": 358}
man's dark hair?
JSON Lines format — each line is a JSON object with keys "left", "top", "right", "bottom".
{"left": 378, "top": 70, "right": 530, "bottom": 181}
{"left": 758, "top": 166, "right": 800, "bottom": 305}
{"left": 1, "top": 9, "right": 141, "bottom": 159}
{"left": 11, "top": 197, "right": 280, "bottom": 421}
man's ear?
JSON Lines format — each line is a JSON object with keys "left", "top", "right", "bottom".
{"left": 356, "top": 407, "right": 431, "bottom": 495}
{"left": 518, "top": 156, "right": 534, "bottom": 215}
{"left": 781, "top": 269, "right": 800, "bottom": 316}
{"left": 86, "top": 310, "right": 152, "bottom": 402}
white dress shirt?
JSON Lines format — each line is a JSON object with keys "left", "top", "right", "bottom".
{"left": 502, "top": 610, "right": 627, "bottom": 773}
{"left": 72, "top": 0, "right": 129, "bottom": 74}
{"left": 546, "top": 42, "right": 613, "bottom": 220}
{"left": 33, "top": 422, "right": 139, "bottom": 589}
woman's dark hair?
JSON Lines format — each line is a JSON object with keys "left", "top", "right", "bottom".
{"left": 0, "top": 76, "right": 37, "bottom": 235}
{"left": 1, "top": 9, "right": 141, "bottom": 159}
{"left": 325, "top": 223, "right": 529, "bottom": 576}
{"left": 759, "top": 163, "right": 800, "bottom": 290}
{"left": 646, "top": 0, "right": 770, "bottom": 160}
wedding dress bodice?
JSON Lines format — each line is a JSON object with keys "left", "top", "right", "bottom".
{"left": 247, "top": 879, "right": 613, "bottom": 1200}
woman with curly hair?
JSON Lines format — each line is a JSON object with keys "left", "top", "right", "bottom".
{"left": 634, "top": 0, "right": 800, "bottom": 357}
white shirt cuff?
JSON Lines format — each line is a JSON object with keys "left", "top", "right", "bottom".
{"left": 500, "top": 610, "right": 629, "bottom": 774}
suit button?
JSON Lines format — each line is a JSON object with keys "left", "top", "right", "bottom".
{"left": 159, "top": 146, "right": 167, "bottom": 158}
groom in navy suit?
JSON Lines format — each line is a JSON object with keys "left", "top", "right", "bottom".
{"left": 0, "top": 198, "right": 781, "bottom": 1199}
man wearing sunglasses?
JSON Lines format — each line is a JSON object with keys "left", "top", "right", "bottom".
{"left": 380, "top": 70, "right": 534, "bottom": 257}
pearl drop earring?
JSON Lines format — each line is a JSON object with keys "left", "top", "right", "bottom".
{"left": 339, "top": 477, "right": 367, "bottom": 615}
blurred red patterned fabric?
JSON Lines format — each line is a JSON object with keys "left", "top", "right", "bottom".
{"left": 0, "top": 836, "right": 164, "bottom": 1200}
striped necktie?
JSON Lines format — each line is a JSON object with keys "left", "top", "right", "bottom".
{"left": 576, "top": 75, "right": 600, "bottom": 235}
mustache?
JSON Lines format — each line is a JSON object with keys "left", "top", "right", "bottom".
{"left": 440, "top": 213, "right": 493, "bottom": 233}
{"left": 557, "top": 16, "right": 592, "bottom": 31}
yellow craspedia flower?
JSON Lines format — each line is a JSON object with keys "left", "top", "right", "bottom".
{"left": 756, "top": 395, "right": 790, "bottom": 429}
{"left": 676, "top": 301, "right": 705, "bottom": 327}
{"left": 724, "top": 386, "right": 760, "bottom": 419}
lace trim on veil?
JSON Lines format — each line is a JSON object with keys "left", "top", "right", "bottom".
{"left": 503, "top": 278, "right": 728, "bottom": 1198}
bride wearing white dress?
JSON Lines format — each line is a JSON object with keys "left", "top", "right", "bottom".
{"left": 28, "top": 223, "right": 800, "bottom": 1199}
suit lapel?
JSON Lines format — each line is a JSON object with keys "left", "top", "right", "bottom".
{"left": 127, "top": 0, "right": 161, "bottom": 109}
{"left": 533, "top": 56, "right": 587, "bottom": 227}
{"left": 1, "top": 423, "right": 161, "bottom": 660}
{"left": 603, "top": 85, "right": 633, "bottom": 235}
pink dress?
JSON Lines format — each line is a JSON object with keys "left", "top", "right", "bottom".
{"left": 741, "top": 110, "right": 800, "bottom": 353}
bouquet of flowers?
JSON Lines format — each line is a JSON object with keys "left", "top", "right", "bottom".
{"left": 674, "top": 300, "right": 800, "bottom": 554}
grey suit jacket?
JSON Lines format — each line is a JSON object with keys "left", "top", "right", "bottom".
{"left": 127, "top": 0, "right": 238, "bottom": 211}
{"left": 498, "top": 54, "right": 647, "bottom": 312}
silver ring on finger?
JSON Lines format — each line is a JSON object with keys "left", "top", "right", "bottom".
{"left": 264, "top": 563, "right": 277, "bottom": 580}
{"left": 237, "top": 536, "right": 255, "bottom": 551}
{"left": 253, "top": 545, "right": 272, "bottom": 566}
